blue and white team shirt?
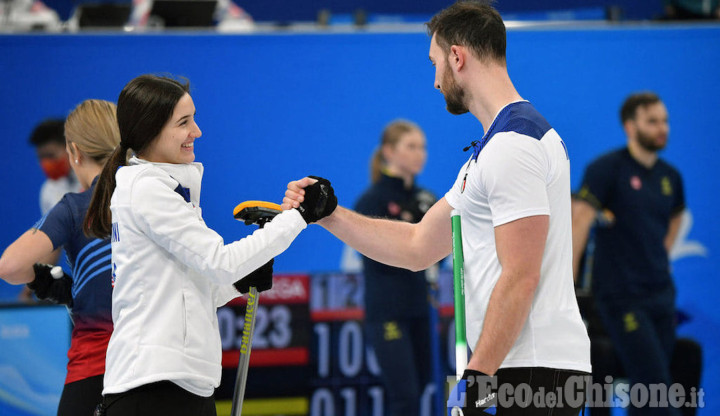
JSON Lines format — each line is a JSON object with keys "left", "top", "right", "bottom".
{"left": 445, "top": 101, "right": 591, "bottom": 373}
{"left": 34, "top": 178, "right": 113, "bottom": 384}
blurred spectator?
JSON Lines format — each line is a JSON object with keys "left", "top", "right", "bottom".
{"left": 573, "top": 92, "right": 697, "bottom": 415}
{"left": 129, "top": 0, "right": 253, "bottom": 30}
{"left": 0, "top": 0, "right": 61, "bottom": 30}
{"left": 29, "top": 119, "right": 83, "bottom": 215}
{"left": 663, "top": 0, "right": 720, "bottom": 19}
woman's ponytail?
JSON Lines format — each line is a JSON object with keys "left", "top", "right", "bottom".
{"left": 83, "top": 145, "right": 128, "bottom": 238}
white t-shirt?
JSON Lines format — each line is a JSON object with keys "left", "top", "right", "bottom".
{"left": 39, "top": 172, "right": 82, "bottom": 215}
{"left": 445, "top": 101, "right": 591, "bottom": 373}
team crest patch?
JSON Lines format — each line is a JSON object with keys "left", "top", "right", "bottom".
{"left": 387, "top": 201, "right": 401, "bottom": 216}
{"left": 661, "top": 177, "right": 673, "bottom": 195}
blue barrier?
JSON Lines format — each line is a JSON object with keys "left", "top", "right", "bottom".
{"left": 0, "top": 305, "right": 71, "bottom": 416}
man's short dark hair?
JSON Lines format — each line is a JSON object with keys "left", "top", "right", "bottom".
{"left": 28, "top": 119, "right": 66, "bottom": 147}
{"left": 620, "top": 92, "right": 662, "bottom": 124}
{"left": 426, "top": 1, "right": 506, "bottom": 63}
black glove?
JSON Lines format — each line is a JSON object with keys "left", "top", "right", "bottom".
{"left": 234, "top": 259, "right": 274, "bottom": 294}
{"left": 452, "top": 369, "right": 496, "bottom": 415}
{"left": 28, "top": 263, "right": 74, "bottom": 306}
{"left": 297, "top": 176, "right": 337, "bottom": 224}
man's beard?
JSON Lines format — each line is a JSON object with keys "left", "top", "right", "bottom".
{"left": 636, "top": 128, "right": 667, "bottom": 152}
{"left": 442, "top": 67, "right": 469, "bottom": 115}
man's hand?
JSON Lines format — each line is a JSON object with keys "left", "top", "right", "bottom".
{"left": 448, "top": 369, "right": 496, "bottom": 415}
{"left": 234, "top": 259, "right": 274, "bottom": 294}
{"left": 27, "top": 263, "right": 73, "bottom": 306}
{"left": 282, "top": 177, "right": 314, "bottom": 211}
{"left": 283, "top": 176, "right": 337, "bottom": 224}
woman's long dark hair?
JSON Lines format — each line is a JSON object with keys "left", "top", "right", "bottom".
{"left": 84, "top": 75, "right": 190, "bottom": 238}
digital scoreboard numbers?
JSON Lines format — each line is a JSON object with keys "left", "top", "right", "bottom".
{"left": 309, "top": 273, "right": 386, "bottom": 416}
{"left": 308, "top": 272, "right": 452, "bottom": 416}
{"left": 217, "top": 274, "right": 312, "bottom": 402}
{"left": 215, "top": 271, "right": 456, "bottom": 416}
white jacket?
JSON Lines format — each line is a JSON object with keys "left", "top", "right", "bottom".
{"left": 103, "top": 157, "right": 306, "bottom": 396}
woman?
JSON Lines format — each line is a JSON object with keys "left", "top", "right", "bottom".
{"left": 354, "top": 120, "right": 437, "bottom": 416}
{"left": 0, "top": 99, "right": 120, "bottom": 416}
{"left": 84, "top": 74, "right": 334, "bottom": 415}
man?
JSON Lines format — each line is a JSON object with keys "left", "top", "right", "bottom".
{"left": 29, "top": 119, "right": 82, "bottom": 214}
{"left": 284, "top": 2, "right": 590, "bottom": 414}
{"left": 573, "top": 92, "right": 685, "bottom": 415}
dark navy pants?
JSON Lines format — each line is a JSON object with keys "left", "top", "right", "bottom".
{"left": 104, "top": 381, "right": 216, "bottom": 416}
{"left": 365, "top": 316, "right": 432, "bottom": 416}
{"left": 57, "top": 374, "right": 104, "bottom": 416}
{"left": 595, "top": 284, "right": 678, "bottom": 416}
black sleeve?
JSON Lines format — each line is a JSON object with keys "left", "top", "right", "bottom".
{"left": 576, "top": 157, "right": 613, "bottom": 210}
{"left": 354, "top": 189, "right": 385, "bottom": 217}
{"left": 402, "top": 189, "right": 437, "bottom": 223}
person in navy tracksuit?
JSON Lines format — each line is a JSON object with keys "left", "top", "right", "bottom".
{"left": 355, "top": 120, "right": 437, "bottom": 416}
{"left": 573, "top": 92, "right": 688, "bottom": 416}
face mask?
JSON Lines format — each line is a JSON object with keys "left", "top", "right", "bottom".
{"left": 40, "top": 156, "right": 71, "bottom": 180}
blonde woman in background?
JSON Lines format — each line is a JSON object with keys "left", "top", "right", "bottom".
{"left": 354, "top": 120, "right": 437, "bottom": 416}
{"left": 0, "top": 99, "right": 120, "bottom": 416}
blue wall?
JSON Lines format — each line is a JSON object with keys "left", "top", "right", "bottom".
{"left": 1, "top": 24, "right": 719, "bottom": 412}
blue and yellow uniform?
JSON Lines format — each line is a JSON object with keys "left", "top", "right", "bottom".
{"left": 355, "top": 172, "right": 436, "bottom": 416}
{"left": 34, "top": 178, "right": 113, "bottom": 415}
{"left": 578, "top": 148, "right": 684, "bottom": 299}
{"left": 577, "top": 147, "right": 684, "bottom": 415}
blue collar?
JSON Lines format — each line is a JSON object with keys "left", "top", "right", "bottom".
{"left": 468, "top": 101, "right": 531, "bottom": 161}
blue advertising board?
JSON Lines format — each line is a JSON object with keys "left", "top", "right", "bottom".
{"left": 0, "top": 305, "right": 71, "bottom": 416}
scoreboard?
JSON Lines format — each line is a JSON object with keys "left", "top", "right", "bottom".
{"left": 216, "top": 270, "right": 458, "bottom": 416}
{"left": 310, "top": 272, "right": 384, "bottom": 416}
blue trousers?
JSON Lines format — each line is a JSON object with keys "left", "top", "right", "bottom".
{"left": 365, "top": 316, "right": 432, "bottom": 416}
{"left": 595, "top": 285, "right": 678, "bottom": 416}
